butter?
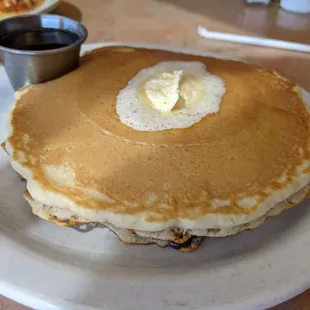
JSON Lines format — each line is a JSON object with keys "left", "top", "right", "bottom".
{"left": 144, "top": 70, "right": 183, "bottom": 112}
{"left": 144, "top": 70, "right": 206, "bottom": 112}
{"left": 179, "top": 76, "right": 206, "bottom": 108}
{"left": 116, "top": 61, "right": 226, "bottom": 131}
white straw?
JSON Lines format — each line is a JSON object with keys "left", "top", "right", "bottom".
{"left": 197, "top": 26, "right": 310, "bottom": 53}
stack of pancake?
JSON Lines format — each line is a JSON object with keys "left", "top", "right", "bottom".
{"left": 2, "top": 46, "right": 310, "bottom": 252}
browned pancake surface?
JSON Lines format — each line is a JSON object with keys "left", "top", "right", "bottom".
{"left": 8, "top": 46, "right": 310, "bottom": 223}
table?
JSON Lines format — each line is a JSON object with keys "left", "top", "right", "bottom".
{"left": 1, "top": 0, "right": 310, "bottom": 309}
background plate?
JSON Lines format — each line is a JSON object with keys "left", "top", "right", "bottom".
{"left": 0, "top": 43, "right": 310, "bottom": 310}
{"left": 0, "top": 0, "right": 61, "bottom": 20}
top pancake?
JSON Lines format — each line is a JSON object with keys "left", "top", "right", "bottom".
{"left": 5, "top": 46, "right": 310, "bottom": 231}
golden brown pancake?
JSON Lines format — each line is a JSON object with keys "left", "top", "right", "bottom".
{"left": 4, "top": 46, "right": 310, "bottom": 251}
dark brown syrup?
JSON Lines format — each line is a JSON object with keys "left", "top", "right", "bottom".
{"left": 0, "top": 29, "right": 80, "bottom": 51}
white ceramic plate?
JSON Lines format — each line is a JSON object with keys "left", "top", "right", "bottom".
{"left": 0, "top": 43, "right": 310, "bottom": 310}
{"left": 0, "top": 0, "right": 61, "bottom": 20}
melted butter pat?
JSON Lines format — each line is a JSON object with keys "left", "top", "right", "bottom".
{"left": 143, "top": 70, "right": 207, "bottom": 112}
{"left": 117, "top": 61, "right": 226, "bottom": 131}
{"left": 144, "top": 70, "right": 183, "bottom": 112}
{"left": 179, "top": 76, "right": 206, "bottom": 108}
